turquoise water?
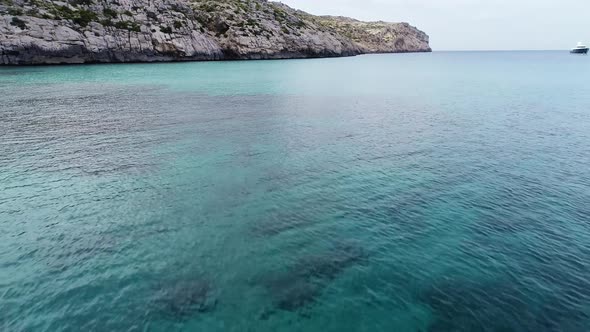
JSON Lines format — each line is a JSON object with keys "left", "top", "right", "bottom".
{"left": 1, "top": 51, "right": 590, "bottom": 331}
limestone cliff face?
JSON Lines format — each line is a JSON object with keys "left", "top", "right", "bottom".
{"left": 193, "top": 1, "right": 362, "bottom": 59}
{"left": 0, "top": 0, "right": 431, "bottom": 65}
{"left": 0, "top": 0, "right": 224, "bottom": 64}
{"left": 311, "top": 16, "right": 431, "bottom": 54}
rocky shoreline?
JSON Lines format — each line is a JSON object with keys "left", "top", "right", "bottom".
{"left": 0, "top": 0, "right": 431, "bottom": 65}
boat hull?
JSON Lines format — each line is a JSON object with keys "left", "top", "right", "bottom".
{"left": 571, "top": 48, "right": 589, "bottom": 54}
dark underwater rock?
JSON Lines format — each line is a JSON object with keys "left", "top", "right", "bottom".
{"left": 294, "top": 243, "right": 368, "bottom": 282}
{"left": 273, "top": 280, "right": 323, "bottom": 312}
{"left": 252, "top": 212, "right": 316, "bottom": 237}
{"left": 259, "top": 243, "right": 367, "bottom": 315}
{"left": 419, "top": 277, "right": 590, "bottom": 332}
{"left": 152, "top": 278, "right": 217, "bottom": 320}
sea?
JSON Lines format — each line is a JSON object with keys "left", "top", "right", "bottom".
{"left": 1, "top": 51, "right": 589, "bottom": 331}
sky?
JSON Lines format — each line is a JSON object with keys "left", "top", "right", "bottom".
{"left": 280, "top": 0, "right": 590, "bottom": 51}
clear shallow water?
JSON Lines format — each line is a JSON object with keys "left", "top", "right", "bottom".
{"left": 1, "top": 51, "right": 590, "bottom": 331}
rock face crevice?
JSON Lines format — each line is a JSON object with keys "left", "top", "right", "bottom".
{"left": 0, "top": 0, "right": 431, "bottom": 65}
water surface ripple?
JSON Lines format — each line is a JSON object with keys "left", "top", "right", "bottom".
{"left": 1, "top": 52, "right": 590, "bottom": 331}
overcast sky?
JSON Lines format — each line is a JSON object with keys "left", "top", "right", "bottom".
{"left": 280, "top": 0, "right": 590, "bottom": 51}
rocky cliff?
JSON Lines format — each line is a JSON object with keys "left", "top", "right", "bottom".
{"left": 311, "top": 16, "right": 431, "bottom": 54}
{"left": 0, "top": 0, "right": 431, "bottom": 65}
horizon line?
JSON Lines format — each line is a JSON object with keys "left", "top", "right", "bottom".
{"left": 432, "top": 49, "right": 568, "bottom": 52}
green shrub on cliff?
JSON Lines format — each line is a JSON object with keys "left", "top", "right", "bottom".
{"left": 72, "top": 9, "right": 97, "bottom": 27}
{"left": 48, "top": 5, "right": 98, "bottom": 27}
{"left": 128, "top": 21, "right": 141, "bottom": 32}
{"left": 10, "top": 16, "right": 27, "bottom": 29}
{"left": 100, "top": 18, "right": 113, "bottom": 26}
{"left": 114, "top": 20, "right": 141, "bottom": 32}
{"left": 50, "top": 5, "right": 71, "bottom": 19}
{"left": 103, "top": 8, "right": 118, "bottom": 18}
{"left": 70, "top": 0, "right": 94, "bottom": 5}
{"left": 7, "top": 7, "right": 23, "bottom": 15}
{"left": 26, "top": 8, "right": 39, "bottom": 16}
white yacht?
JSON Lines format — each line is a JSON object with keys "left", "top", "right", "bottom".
{"left": 571, "top": 42, "right": 589, "bottom": 54}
